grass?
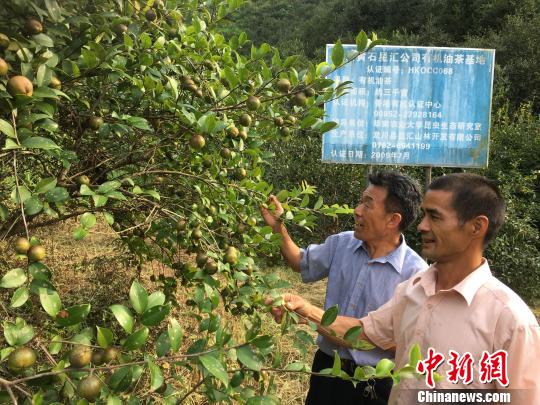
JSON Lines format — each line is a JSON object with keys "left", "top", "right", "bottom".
{"left": 0, "top": 219, "right": 328, "bottom": 404}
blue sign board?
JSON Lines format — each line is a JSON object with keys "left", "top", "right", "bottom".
{"left": 323, "top": 45, "right": 495, "bottom": 167}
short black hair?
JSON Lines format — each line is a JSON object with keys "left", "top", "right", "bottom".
{"left": 428, "top": 173, "right": 506, "bottom": 247}
{"left": 368, "top": 171, "right": 422, "bottom": 231}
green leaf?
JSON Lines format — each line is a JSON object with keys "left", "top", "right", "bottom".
{"left": 0, "top": 119, "right": 16, "bottom": 138}
{"left": 33, "top": 33, "right": 54, "bottom": 47}
{"left": 4, "top": 138, "right": 21, "bottom": 150}
{"left": 129, "top": 281, "right": 148, "bottom": 314}
{"left": 4, "top": 318, "right": 34, "bottom": 346}
{"left": 92, "top": 194, "right": 108, "bottom": 207}
{"left": 355, "top": 30, "right": 368, "bottom": 52}
{"left": 236, "top": 345, "right": 262, "bottom": 371}
{"left": 200, "top": 354, "right": 229, "bottom": 386}
{"left": 21, "top": 136, "right": 60, "bottom": 150}
{"left": 123, "top": 327, "right": 149, "bottom": 351}
{"left": 106, "top": 396, "right": 123, "bottom": 405}
{"left": 156, "top": 331, "right": 170, "bottom": 357}
{"left": 110, "top": 304, "right": 134, "bottom": 333}
{"left": 103, "top": 212, "right": 114, "bottom": 225}
{"left": 72, "top": 227, "right": 88, "bottom": 240}
{"left": 148, "top": 361, "right": 164, "bottom": 391}
{"left": 39, "top": 287, "right": 62, "bottom": 317}
{"left": 319, "top": 121, "right": 338, "bottom": 133}
{"left": 168, "top": 318, "right": 183, "bottom": 352}
{"left": 140, "top": 304, "right": 171, "bottom": 326}
{"left": 80, "top": 184, "right": 95, "bottom": 196}
{"left": 11, "top": 286, "right": 30, "bottom": 308}
{"left": 80, "top": 212, "right": 96, "bottom": 229}
{"left": 1, "top": 268, "right": 27, "bottom": 288}
{"left": 48, "top": 335, "right": 62, "bottom": 354}
{"left": 332, "top": 351, "right": 341, "bottom": 376}
{"left": 56, "top": 304, "right": 91, "bottom": 326}
{"left": 35, "top": 177, "right": 57, "bottom": 194}
{"left": 408, "top": 343, "right": 422, "bottom": 368}
{"left": 331, "top": 40, "right": 344, "bottom": 67}
{"left": 24, "top": 196, "right": 43, "bottom": 216}
{"left": 375, "top": 358, "right": 395, "bottom": 377}
{"left": 321, "top": 304, "right": 339, "bottom": 327}
{"left": 109, "top": 366, "right": 133, "bottom": 392}
{"left": 44, "top": 0, "right": 62, "bottom": 21}
{"left": 44, "top": 187, "right": 69, "bottom": 203}
{"left": 147, "top": 291, "right": 166, "bottom": 309}
{"left": 97, "top": 326, "right": 114, "bottom": 348}
{"left": 344, "top": 326, "right": 362, "bottom": 345}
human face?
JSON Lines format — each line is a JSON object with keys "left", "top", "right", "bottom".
{"left": 353, "top": 185, "right": 394, "bottom": 242}
{"left": 417, "top": 189, "right": 474, "bottom": 262}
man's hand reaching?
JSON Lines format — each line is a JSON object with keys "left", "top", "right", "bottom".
{"left": 260, "top": 195, "right": 285, "bottom": 232}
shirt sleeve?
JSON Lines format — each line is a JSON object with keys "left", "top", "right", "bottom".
{"left": 360, "top": 282, "right": 404, "bottom": 350}
{"left": 499, "top": 322, "right": 540, "bottom": 404}
{"left": 299, "top": 233, "right": 341, "bottom": 283}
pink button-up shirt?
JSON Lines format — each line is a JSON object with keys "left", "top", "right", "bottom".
{"left": 361, "top": 260, "right": 540, "bottom": 405}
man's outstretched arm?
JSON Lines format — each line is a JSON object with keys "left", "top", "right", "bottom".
{"left": 268, "top": 293, "right": 377, "bottom": 349}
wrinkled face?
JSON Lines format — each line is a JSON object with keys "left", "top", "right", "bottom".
{"left": 353, "top": 185, "right": 395, "bottom": 242}
{"left": 417, "top": 190, "right": 473, "bottom": 262}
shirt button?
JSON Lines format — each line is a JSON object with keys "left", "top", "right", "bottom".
{"left": 426, "top": 304, "right": 433, "bottom": 310}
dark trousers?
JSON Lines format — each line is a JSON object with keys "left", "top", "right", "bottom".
{"left": 305, "top": 350, "right": 393, "bottom": 405}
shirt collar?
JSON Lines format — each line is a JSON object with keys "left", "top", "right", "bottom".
{"left": 357, "top": 235, "right": 408, "bottom": 274}
{"left": 413, "top": 260, "right": 493, "bottom": 305}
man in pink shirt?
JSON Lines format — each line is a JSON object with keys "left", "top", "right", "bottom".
{"left": 271, "top": 173, "right": 540, "bottom": 404}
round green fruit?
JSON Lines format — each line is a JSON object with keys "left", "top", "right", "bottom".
{"left": 27, "top": 245, "right": 46, "bottom": 262}
{"left": 239, "top": 113, "right": 252, "bottom": 127}
{"left": 202, "top": 155, "right": 213, "bottom": 168}
{"left": 145, "top": 8, "right": 157, "bottom": 21}
{"left": 246, "top": 95, "right": 261, "bottom": 111}
{"left": 113, "top": 24, "right": 128, "bottom": 35}
{"left": 204, "top": 259, "right": 218, "bottom": 275}
{"left": 292, "top": 92, "right": 307, "bottom": 107}
{"left": 176, "top": 219, "right": 187, "bottom": 231}
{"left": 220, "top": 148, "right": 232, "bottom": 160}
{"left": 77, "top": 175, "right": 91, "bottom": 186}
{"left": 304, "top": 87, "right": 316, "bottom": 97}
{"left": 0, "top": 58, "right": 8, "bottom": 76}
{"left": 8, "top": 347, "right": 37, "bottom": 371}
{"left": 7, "top": 76, "right": 33, "bottom": 97}
{"left": 276, "top": 78, "right": 291, "bottom": 93}
{"left": 103, "top": 347, "right": 119, "bottom": 363}
{"left": 50, "top": 76, "right": 62, "bottom": 90}
{"left": 0, "top": 33, "right": 10, "bottom": 49}
{"left": 280, "top": 127, "right": 291, "bottom": 136}
{"left": 239, "top": 129, "right": 248, "bottom": 140}
{"left": 91, "top": 350, "right": 105, "bottom": 366}
{"left": 77, "top": 375, "right": 102, "bottom": 402}
{"left": 196, "top": 252, "right": 208, "bottom": 267}
{"left": 273, "top": 117, "right": 284, "bottom": 127}
{"left": 70, "top": 345, "right": 92, "bottom": 368}
{"left": 224, "top": 246, "right": 238, "bottom": 265}
{"left": 235, "top": 168, "right": 247, "bottom": 180}
{"left": 87, "top": 116, "right": 103, "bottom": 130}
{"left": 14, "top": 237, "right": 31, "bottom": 254}
{"left": 228, "top": 126, "right": 239, "bottom": 138}
{"left": 192, "top": 228, "right": 203, "bottom": 240}
{"left": 25, "top": 19, "right": 43, "bottom": 35}
{"left": 189, "top": 134, "right": 205, "bottom": 150}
